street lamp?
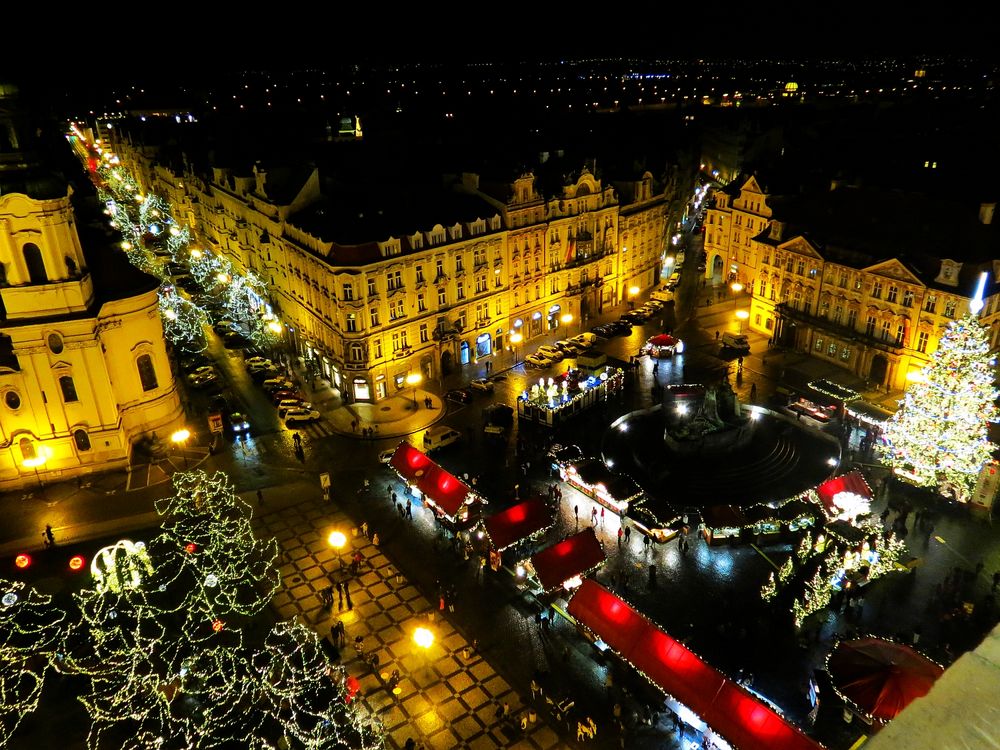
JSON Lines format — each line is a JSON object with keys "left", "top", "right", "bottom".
{"left": 730, "top": 281, "right": 744, "bottom": 310}
{"left": 510, "top": 331, "right": 523, "bottom": 364}
{"left": 735, "top": 309, "right": 750, "bottom": 334}
{"left": 413, "top": 626, "right": 435, "bottom": 649}
{"left": 328, "top": 530, "right": 347, "bottom": 571}
{"left": 628, "top": 285, "right": 640, "bottom": 310}
{"left": 171, "top": 428, "right": 191, "bottom": 470}
{"left": 406, "top": 372, "right": 423, "bottom": 409}
{"left": 560, "top": 312, "right": 573, "bottom": 334}
{"left": 23, "top": 450, "right": 48, "bottom": 498}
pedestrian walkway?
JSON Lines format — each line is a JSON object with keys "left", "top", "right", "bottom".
{"left": 255, "top": 497, "right": 561, "bottom": 750}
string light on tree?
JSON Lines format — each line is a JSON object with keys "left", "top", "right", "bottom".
{"left": 880, "top": 273, "right": 999, "bottom": 502}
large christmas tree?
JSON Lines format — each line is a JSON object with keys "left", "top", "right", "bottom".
{"left": 881, "top": 312, "right": 999, "bottom": 501}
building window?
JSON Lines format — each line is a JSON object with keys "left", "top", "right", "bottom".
{"left": 495, "top": 299, "right": 502, "bottom": 316}
{"left": 839, "top": 272, "right": 848, "bottom": 288}
{"left": 373, "top": 339, "right": 382, "bottom": 359}
{"left": 755, "top": 313, "right": 761, "bottom": 325}
{"left": 349, "top": 343, "right": 364, "bottom": 361}
{"left": 785, "top": 257, "right": 794, "bottom": 272}
{"left": 419, "top": 323, "right": 428, "bottom": 343}
{"left": 4, "top": 390, "right": 21, "bottom": 410}
{"left": 435, "top": 259, "right": 444, "bottom": 280}
{"left": 455, "top": 256, "right": 464, "bottom": 274}
{"left": 476, "top": 275, "right": 487, "bottom": 294}
{"left": 944, "top": 300, "right": 957, "bottom": 318}
{"left": 872, "top": 280, "right": 883, "bottom": 299}
{"left": 417, "top": 293, "right": 426, "bottom": 312}
{"left": 369, "top": 308, "right": 380, "bottom": 327}
{"left": 887, "top": 286, "right": 898, "bottom": 304}
{"left": 840, "top": 347, "right": 851, "bottom": 361}
{"left": 896, "top": 324, "right": 905, "bottom": 345}
{"left": 23, "top": 243, "right": 47, "bottom": 284}
{"left": 796, "top": 260, "right": 805, "bottom": 276}
{"left": 59, "top": 375, "right": 78, "bottom": 403}
{"left": 47, "top": 333, "right": 64, "bottom": 354}
{"left": 765, "top": 317, "right": 774, "bottom": 330}
{"left": 924, "top": 294, "right": 937, "bottom": 313}
{"left": 136, "top": 354, "right": 158, "bottom": 391}
{"left": 367, "top": 278, "right": 377, "bottom": 297}
{"left": 387, "top": 270, "right": 402, "bottom": 291}
{"left": 902, "top": 290, "right": 914, "bottom": 307}
{"left": 456, "top": 281, "right": 465, "bottom": 300}
{"left": 847, "top": 309, "right": 858, "bottom": 329}
{"left": 814, "top": 338, "right": 824, "bottom": 352}
{"left": 74, "top": 429, "right": 91, "bottom": 451}
{"left": 346, "top": 314, "right": 357, "bottom": 332}
{"left": 865, "top": 316, "right": 877, "bottom": 337}
{"left": 917, "top": 331, "right": 929, "bottom": 353}
{"left": 393, "top": 299, "right": 405, "bottom": 320}
{"left": 758, "top": 279, "right": 766, "bottom": 297}
{"left": 832, "top": 305, "right": 843, "bottom": 325}
{"left": 437, "top": 288, "right": 447, "bottom": 306}
{"left": 881, "top": 320, "right": 892, "bottom": 341}
{"left": 341, "top": 283, "right": 354, "bottom": 301}
{"left": 828, "top": 343, "right": 838, "bottom": 357}
{"left": 416, "top": 266, "right": 425, "bottom": 283}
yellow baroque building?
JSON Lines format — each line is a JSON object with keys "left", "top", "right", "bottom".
{"left": 705, "top": 175, "right": 1000, "bottom": 391}
{"left": 105, "top": 123, "right": 673, "bottom": 403}
{"left": 0, "top": 85, "right": 182, "bottom": 488}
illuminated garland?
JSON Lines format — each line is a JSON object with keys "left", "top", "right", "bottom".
{"left": 0, "top": 580, "right": 66, "bottom": 746}
{"left": 159, "top": 290, "right": 209, "bottom": 351}
{"left": 761, "top": 572, "right": 777, "bottom": 602}
{"left": 880, "top": 313, "right": 999, "bottom": 501}
{"left": 807, "top": 379, "right": 860, "bottom": 403}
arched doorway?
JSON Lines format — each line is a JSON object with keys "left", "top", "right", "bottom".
{"left": 23, "top": 243, "right": 47, "bottom": 284}
{"left": 711, "top": 254, "right": 724, "bottom": 282}
{"left": 869, "top": 354, "right": 888, "bottom": 386}
{"left": 440, "top": 350, "right": 453, "bottom": 376}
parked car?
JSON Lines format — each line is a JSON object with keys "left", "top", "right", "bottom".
{"left": 665, "top": 272, "right": 682, "bottom": 290}
{"left": 284, "top": 408, "right": 321, "bottom": 425}
{"left": 469, "top": 378, "right": 494, "bottom": 393}
{"left": 271, "top": 389, "right": 303, "bottom": 405}
{"left": 446, "top": 388, "right": 474, "bottom": 404}
{"left": 535, "top": 345, "right": 564, "bottom": 361}
{"left": 229, "top": 412, "right": 250, "bottom": 434}
{"left": 278, "top": 400, "right": 310, "bottom": 417}
{"left": 609, "top": 321, "right": 633, "bottom": 335}
{"left": 554, "top": 340, "right": 584, "bottom": 355}
{"left": 591, "top": 324, "right": 616, "bottom": 338}
{"left": 524, "top": 353, "right": 553, "bottom": 368}
{"left": 186, "top": 366, "right": 216, "bottom": 382}
{"left": 181, "top": 356, "right": 212, "bottom": 373}
{"left": 222, "top": 331, "right": 250, "bottom": 348}
{"left": 645, "top": 300, "right": 664, "bottom": 311}
{"left": 189, "top": 371, "right": 219, "bottom": 388}
{"left": 263, "top": 378, "right": 294, "bottom": 394}
{"left": 622, "top": 311, "right": 648, "bottom": 325}
{"left": 572, "top": 332, "right": 599, "bottom": 347}
{"left": 245, "top": 356, "right": 272, "bottom": 370}
{"left": 720, "top": 333, "right": 751, "bottom": 353}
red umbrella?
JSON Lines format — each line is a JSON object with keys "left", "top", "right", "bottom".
{"left": 828, "top": 637, "right": 943, "bottom": 722}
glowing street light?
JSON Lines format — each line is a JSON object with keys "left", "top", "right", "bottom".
{"left": 510, "top": 331, "right": 523, "bottom": 364}
{"left": 413, "top": 627, "right": 435, "bottom": 650}
{"left": 216, "top": 272, "right": 231, "bottom": 284}
{"left": 267, "top": 320, "right": 283, "bottom": 335}
{"left": 23, "top": 449, "right": 48, "bottom": 497}
{"left": 735, "top": 309, "right": 750, "bottom": 333}
{"left": 328, "top": 530, "right": 347, "bottom": 571}
{"left": 628, "top": 285, "right": 640, "bottom": 310}
{"left": 171, "top": 428, "right": 191, "bottom": 469}
{"left": 730, "top": 281, "right": 744, "bottom": 310}
{"left": 406, "top": 372, "right": 423, "bottom": 409}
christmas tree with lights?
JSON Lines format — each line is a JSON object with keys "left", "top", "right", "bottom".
{"left": 881, "top": 310, "right": 999, "bottom": 501}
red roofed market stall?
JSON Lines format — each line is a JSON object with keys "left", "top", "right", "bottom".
{"left": 388, "top": 442, "right": 482, "bottom": 528}
{"left": 815, "top": 471, "right": 873, "bottom": 521}
{"left": 529, "top": 528, "right": 606, "bottom": 594}
{"left": 568, "top": 580, "right": 824, "bottom": 750}
{"left": 483, "top": 499, "right": 554, "bottom": 552}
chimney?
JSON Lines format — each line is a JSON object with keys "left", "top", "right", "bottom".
{"left": 980, "top": 202, "right": 996, "bottom": 225}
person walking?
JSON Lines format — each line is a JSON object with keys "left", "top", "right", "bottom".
{"left": 624, "top": 525, "right": 631, "bottom": 544}
{"left": 361, "top": 521, "right": 369, "bottom": 539}
{"left": 43, "top": 525, "right": 55, "bottom": 547}
{"left": 574, "top": 505, "right": 579, "bottom": 527}
{"left": 256, "top": 489, "right": 264, "bottom": 505}
{"left": 750, "top": 383, "right": 757, "bottom": 401}
{"left": 617, "top": 527, "right": 624, "bottom": 547}
{"left": 406, "top": 499, "right": 413, "bottom": 519}
{"left": 600, "top": 507, "right": 605, "bottom": 526}
{"left": 372, "top": 532, "right": 380, "bottom": 547}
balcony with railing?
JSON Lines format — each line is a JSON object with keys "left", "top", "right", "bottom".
{"left": 775, "top": 302, "right": 904, "bottom": 353}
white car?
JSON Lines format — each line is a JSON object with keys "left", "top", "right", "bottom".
{"left": 571, "top": 333, "right": 598, "bottom": 348}
{"left": 245, "top": 356, "right": 272, "bottom": 369}
{"left": 554, "top": 340, "right": 583, "bottom": 355}
{"left": 284, "top": 408, "right": 321, "bottom": 425}
{"left": 263, "top": 377, "right": 294, "bottom": 391}
{"left": 187, "top": 366, "right": 215, "bottom": 382}
{"left": 535, "top": 345, "right": 564, "bottom": 361}
{"left": 470, "top": 378, "right": 494, "bottom": 393}
{"left": 524, "top": 353, "right": 554, "bottom": 368}
{"left": 278, "top": 400, "right": 310, "bottom": 417}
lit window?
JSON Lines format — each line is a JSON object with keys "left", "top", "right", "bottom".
{"left": 137, "top": 354, "right": 158, "bottom": 391}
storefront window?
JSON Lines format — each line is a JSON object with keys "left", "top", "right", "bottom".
{"left": 476, "top": 333, "right": 492, "bottom": 358}
{"left": 353, "top": 378, "right": 370, "bottom": 401}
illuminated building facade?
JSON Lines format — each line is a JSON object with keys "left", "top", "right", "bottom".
{"left": 0, "top": 85, "right": 182, "bottom": 487}
{"left": 106, "top": 130, "right": 670, "bottom": 403}
{"left": 705, "top": 175, "right": 1000, "bottom": 390}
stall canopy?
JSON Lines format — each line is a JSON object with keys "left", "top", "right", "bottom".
{"left": 701, "top": 505, "right": 748, "bottom": 529}
{"left": 416, "top": 464, "right": 473, "bottom": 519}
{"left": 568, "top": 580, "right": 823, "bottom": 750}
{"left": 389, "top": 441, "right": 433, "bottom": 483}
{"left": 531, "top": 528, "right": 606, "bottom": 593}
{"left": 815, "top": 472, "right": 872, "bottom": 517}
{"left": 484, "top": 499, "right": 554, "bottom": 552}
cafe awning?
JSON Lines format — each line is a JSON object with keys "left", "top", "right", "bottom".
{"left": 568, "top": 580, "right": 823, "bottom": 750}
{"left": 484, "top": 499, "right": 554, "bottom": 552}
{"left": 531, "top": 528, "right": 606, "bottom": 593}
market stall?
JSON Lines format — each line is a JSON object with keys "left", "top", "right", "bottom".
{"left": 560, "top": 458, "right": 643, "bottom": 515}
{"left": 528, "top": 528, "right": 606, "bottom": 595}
{"left": 700, "top": 505, "right": 747, "bottom": 546}
{"left": 517, "top": 367, "right": 624, "bottom": 427}
{"left": 815, "top": 471, "right": 874, "bottom": 522}
{"left": 642, "top": 333, "right": 685, "bottom": 358}
{"left": 482, "top": 498, "right": 554, "bottom": 553}
{"left": 625, "top": 504, "right": 683, "bottom": 544}
{"left": 567, "top": 580, "right": 823, "bottom": 750}
{"left": 388, "top": 441, "right": 484, "bottom": 529}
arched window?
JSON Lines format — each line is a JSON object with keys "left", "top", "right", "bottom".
{"left": 74, "top": 429, "right": 91, "bottom": 451}
{"left": 19, "top": 437, "right": 35, "bottom": 461}
{"left": 22, "top": 243, "right": 47, "bottom": 284}
{"left": 59, "top": 375, "right": 78, "bottom": 403}
{"left": 136, "top": 354, "right": 158, "bottom": 391}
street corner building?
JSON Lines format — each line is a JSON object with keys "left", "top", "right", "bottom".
{"left": 0, "top": 84, "right": 183, "bottom": 488}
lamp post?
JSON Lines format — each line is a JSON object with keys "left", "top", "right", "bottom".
{"left": 730, "top": 281, "right": 744, "bottom": 310}
{"left": 171, "top": 428, "right": 191, "bottom": 470}
{"left": 267, "top": 319, "right": 283, "bottom": 361}
{"left": 406, "top": 372, "right": 423, "bottom": 409}
{"left": 413, "top": 625, "right": 435, "bottom": 679}
{"left": 23, "top": 451, "right": 47, "bottom": 499}
{"left": 510, "top": 331, "right": 523, "bottom": 365}
{"left": 628, "top": 285, "right": 640, "bottom": 310}
{"left": 328, "top": 530, "right": 347, "bottom": 571}
{"left": 560, "top": 312, "right": 574, "bottom": 336}
{"left": 735, "top": 309, "right": 750, "bottom": 334}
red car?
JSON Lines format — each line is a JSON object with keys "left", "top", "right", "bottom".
{"left": 271, "top": 389, "right": 303, "bottom": 405}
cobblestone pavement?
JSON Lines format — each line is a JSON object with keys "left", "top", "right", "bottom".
{"left": 254, "top": 497, "right": 563, "bottom": 750}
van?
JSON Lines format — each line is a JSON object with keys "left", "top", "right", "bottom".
{"left": 423, "top": 426, "right": 462, "bottom": 452}
{"left": 721, "top": 333, "right": 750, "bottom": 352}
{"left": 665, "top": 272, "right": 681, "bottom": 290}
